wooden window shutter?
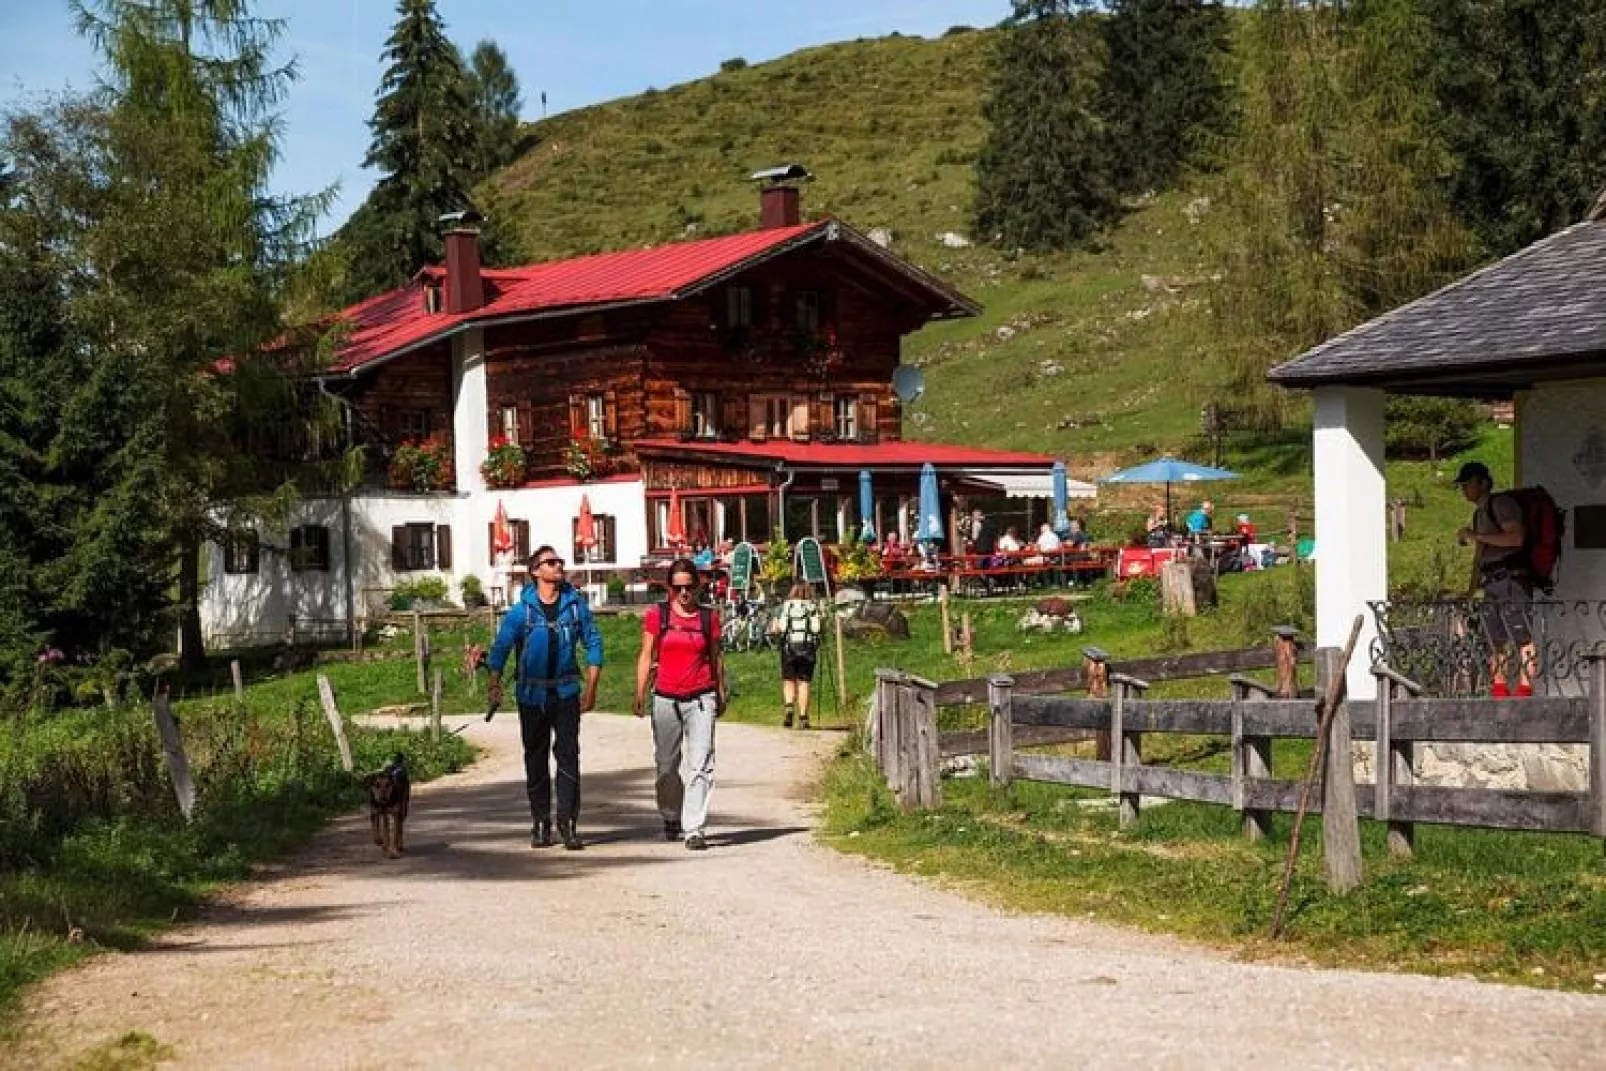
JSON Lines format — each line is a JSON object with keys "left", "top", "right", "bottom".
{"left": 514, "top": 520, "right": 530, "bottom": 561}
{"left": 290, "top": 526, "right": 305, "bottom": 561}
{"left": 313, "top": 526, "right": 331, "bottom": 571}
{"left": 673, "top": 387, "right": 692, "bottom": 434}
{"left": 568, "top": 394, "right": 585, "bottom": 438}
{"left": 487, "top": 521, "right": 496, "bottom": 561}
{"left": 247, "top": 534, "right": 260, "bottom": 574}
{"left": 391, "top": 526, "right": 406, "bottom": 571}
{"left": 604, "top": 389, "right": 619, "bottom": 439}
{"left": 435, "top": 525, "right": 453, "bottom": 570}
{"left": 603, "top": 515, "right": 617, "bottom": 563}
{"left": 859, "top": 393, "right": 878, "bottom": 442}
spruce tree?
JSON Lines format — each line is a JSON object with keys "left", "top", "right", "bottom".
{"left": 1100, "top": 0, "right": 1232, "bottom": 194}
{"left": 466, "top": 39, "right": 523, "bottom": 180}
{"left": 973, "top": 0, "right": 1120, "bottom": 250}
{"left": 1415, "top": 0, "right": 1606, "bottom": 256}
{"left": 343, "top": 0, "right": 480, "bottom": 300}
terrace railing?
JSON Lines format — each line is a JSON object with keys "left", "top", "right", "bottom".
{"left": 1370, "top": 597, "right": 1606, "bottom": 698}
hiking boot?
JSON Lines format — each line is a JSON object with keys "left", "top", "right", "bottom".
{"left": 685, "top": 832, "right": 708, "bottom": 851}
{"left": 798, "top": 715, "right": 810, "bottom": 731}
{"left": 783, "top": 706, "right": 794, "bottom": 729}
{"left": 1491, "top": 681, "right": 1511, "bottom": 698}
{"left": 558, "top": 818, "right": 584, "bottom": 851}
{"left": 532, "top": 820, "right": 554, "bottom": 849}
{"left": 1515, "top": 682, "right": 1534, "bottom": 698}
{"left": 664, "top": 820, "right": 682, "bottom": 842}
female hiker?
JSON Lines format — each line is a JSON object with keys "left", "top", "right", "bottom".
{"left": 634, "top": 558, "right": 725, "bottom": 851}
{"left": 773, "top": 581, "right": 823, "bottom": 729}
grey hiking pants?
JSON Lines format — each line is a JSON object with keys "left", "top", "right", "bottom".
{"left": 651, "top": 691, "right": 717, "bottom": 836}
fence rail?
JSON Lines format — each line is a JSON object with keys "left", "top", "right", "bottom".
{"left": 871, "top": 639, "right": 1606, "bottom": 864}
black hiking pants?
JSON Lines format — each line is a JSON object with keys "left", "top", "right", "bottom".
{"left": 518, "top": 694, "right": 582, "bottom": 825}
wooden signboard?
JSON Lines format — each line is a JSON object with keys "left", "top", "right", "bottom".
{"left": 730, "top": 541, "right": 756, "bottom": 595}
{"left": 795, "top": 536, "right": 830, "bottom": 595}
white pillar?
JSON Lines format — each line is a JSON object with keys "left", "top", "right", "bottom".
{"left": 1313, "top": 386, "right": 1387, "bottom": 700}
{"left": 452, "top": 328, "right": 488, "bottom": 496}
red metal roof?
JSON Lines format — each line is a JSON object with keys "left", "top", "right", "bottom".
{"left": 326, "top": 222, "right": 824, "bottom": 373}
{"left": 633, "top": 438, "right": 1057, "bottom": 469}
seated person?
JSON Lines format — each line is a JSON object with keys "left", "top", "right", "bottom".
{"left": 1234, "top": 513, "right": 1256, "bottom": 543}
{"left": 1185, "top": 500, "right": 1215, "bottom": 537}
{"left": 1065, "top": 518, "right": 1091, "bottom": 550}
{"left": 1035, "top": 522, "right": 1062, "bottom": 553}
{"left": 692, "top": 541, "right": 715, "bottom": 570}
{"left": 1145, "top": 506, "right": 1170, "bottom": 548}
{"left": 996, "top": 525, "right": 1024, "bottom": 554}
{"left": 879, "top": 533, "right": 905, "bottom": 563}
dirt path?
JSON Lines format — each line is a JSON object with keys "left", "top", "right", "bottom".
{"left": 11, "top": 713, "right": 1602, "bottom": 1069}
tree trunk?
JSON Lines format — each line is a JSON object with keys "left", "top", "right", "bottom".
{"left": 178, "top": 531, "right": 206, "bottom": 670}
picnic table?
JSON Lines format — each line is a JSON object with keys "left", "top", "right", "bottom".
{"left": 875, "top": 547, "right": 1117, "bottom": 597}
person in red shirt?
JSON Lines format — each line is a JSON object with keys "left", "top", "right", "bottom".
{"left": 634, "top": 558, "right": 725, "bottom": 850}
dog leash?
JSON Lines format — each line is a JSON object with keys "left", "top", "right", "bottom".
{"left": 449, "top": 696, "right": 499, "bottom": 737}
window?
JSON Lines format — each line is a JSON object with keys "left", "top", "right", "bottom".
{"left": 692, "top": 391, "right": 720, "bottom": 438}
{"left": 391, "top": 523, "right": 448, "bottom": 572}
{"left": 585, "top": 394, "right": 607, "bottom": 441}
{"left": 795, "top": 291, "right": 820, "bottom": 334}
{"left": 289, "top": 525, "right": 331, "bottom": 572}
{"left": 726, "top": 286, "right": 753, "bottom": 329}
{"left": 399, "top": 409, "right": 430, "bottom": 441}
{"left": 833, "top": 395, "right": 858, "bottom": 441}
{"left": 488, "top": 519, "right": 530, "bottom": 562}
{"left": 223, "top": 530, "right": 260, "bottom": 575}
{"left": 573, "top": 514, "right": 618, "bottom": 564}
{"left": 759, "top": 395, "right": 791, "bottom": 439}
{"left": 500, "top": 406, "right": 520, "bottom": 442}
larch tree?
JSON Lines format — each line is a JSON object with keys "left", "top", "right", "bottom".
{"left": 973, "top": 0, "right": 1120, "bottom": 250}
{"left": 466, "top": 39, "right": 523, "bottom": 180}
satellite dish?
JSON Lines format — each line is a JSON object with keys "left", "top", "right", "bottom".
{"left": 891, "top": 365, "right": 925, "bottom": 404}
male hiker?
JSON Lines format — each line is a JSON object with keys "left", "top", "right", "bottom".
{"left": 1454, "top": 461, "right": 1534, "bottom": 696}
{"left": 488, "top": 547, "right": 604, "bottom": 848}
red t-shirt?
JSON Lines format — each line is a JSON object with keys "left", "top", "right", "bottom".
{"left": 647, "top": 604, "right": 720, "bottom": 699}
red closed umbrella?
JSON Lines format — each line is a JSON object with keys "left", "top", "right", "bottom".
{"left": 665, "top": 486, "right": 686, "bottom": 548}
{"left": 491, "top": 499, "right": 514, "bottom": 559}
{"left": 576, "top": 494, "right": 596, "bottom": 562}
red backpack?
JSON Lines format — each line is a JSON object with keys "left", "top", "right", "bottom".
{"left": 1490, "top": 487, "right": 1565, "bottom": 592}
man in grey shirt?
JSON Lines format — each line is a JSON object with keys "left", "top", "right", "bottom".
{"left": 1454, "top": 461, "right": 1533, "bottom": 696}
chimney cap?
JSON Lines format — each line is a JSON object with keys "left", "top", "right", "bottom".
{"left": 438, "top": 208, "right": 486, "bottom": 231}
{"left": 750, "top": 164, "right": 812, "bottom": 186}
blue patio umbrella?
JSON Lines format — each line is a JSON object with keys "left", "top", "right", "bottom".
{"left": 917, "top": 463, "right": 944, "bottom": 543}
{"left": 858, "top": 470, "right": 876, "bottom": 543}
{"left": 1101, "top": 455, "right": 1240, "bottom": 525}
{"left": 1052, "top": 460, "right": 1071, "bottom": 535}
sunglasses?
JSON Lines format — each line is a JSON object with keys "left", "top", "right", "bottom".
{"left": 536, "top": 558, "right": 565, "bottom": 569}
{"left": 670, "top": 581, "right": 698, "bottom": 592}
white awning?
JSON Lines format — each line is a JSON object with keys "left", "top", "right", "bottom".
{"left": 960, "top": 470, "right": 1097, "bottom": 500}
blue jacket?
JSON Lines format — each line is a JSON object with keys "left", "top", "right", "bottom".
{"left": 487, "top": 583, "right": 604, "bottom": 707}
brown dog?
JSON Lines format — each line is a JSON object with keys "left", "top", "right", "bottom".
{"left": 365, "top": 754, "right": 411, "bottom": 858}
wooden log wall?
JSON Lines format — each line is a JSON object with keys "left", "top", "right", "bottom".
{"left": 346, "top": 342, "right": 455, "bottom": 474}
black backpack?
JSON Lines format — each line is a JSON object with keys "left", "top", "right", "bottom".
{"left": 654, "top": 601, "right": 714, "bottom": 647}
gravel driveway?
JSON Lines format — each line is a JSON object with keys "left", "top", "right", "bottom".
{"left": 9, "top": 711, "right": 1602, "bottom": 1069}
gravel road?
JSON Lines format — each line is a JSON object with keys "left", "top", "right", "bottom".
{"left": 10, "top": 711, "right": 1602, "bottom": 1069}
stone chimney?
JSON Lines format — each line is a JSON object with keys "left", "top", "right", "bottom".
{"left": 439, "top": 209, "right": 486, "bottom": 314}
{"left": 750, "top": 164, "right": 812, "bottom": 229}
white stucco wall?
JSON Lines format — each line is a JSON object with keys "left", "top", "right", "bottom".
{"left": 1517, "top": 379, "right": 1606, "bottom": 606}
{"left": 199, "top": 499, "right": 354, "bottom": 647}
{"left": 1313, "top": 386, "right": 1388, "bottom": 699}
{"left": 452, "top": 328, "right": 488, "bottom": 496}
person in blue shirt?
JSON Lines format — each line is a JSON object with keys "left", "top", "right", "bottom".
{"left": 692, "top": 540, "right": 715, "bottom": 570}
{"left": 1185, "top": 500, "right": 1215, "bottom": 536}
{"left": 487, "top": 547, "right": 605, "bottom": 850}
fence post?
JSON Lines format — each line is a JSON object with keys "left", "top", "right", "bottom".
{"left": 413, "top": 609, "right": 425, "bottom": 694}
{"left": 1373, "top": 664, "right": 1421, "bottom": 857}
{"left": 988, "top": 675, "right": 1015, "bottom": 789}
{"left": 285, "top": 613, "right": 297, "bottom": 649}
{"left": 151, "top": 689, "right": 197, "bottom": 820}
{"left": 1273, "top": 626, "right": 1300, "bottom": 698}
{"left": 1589, "top": 654, "right": 1606, "bottom": 852}
{"left": 906, "top": 675, "right": 941, "bottom": 810}
{"left": 939, "top": 583, "right": 953, "bottom": 655}
{"left": 315, "top": 673, "right": 354, "bottom": 773}
{"left": 1229, "top": 675, "right": 1273, "bottom": 842}
{"left": 1316, "top": 647, "right": 1363, "bottom": 893}
{"left": 1111, "top": 672, "right": 1149, "bottom": 828}
{"left": 230, "top": 659, "right": 245, "bottom": 704}
{"left": 872, "top": 669, "right": 901, "bottom": 790}
{"left": 431, "top": 667, "right": 444, "bottom": 744}
{"left": 1083, "top": 646, "right": 1111, "bottom": 761}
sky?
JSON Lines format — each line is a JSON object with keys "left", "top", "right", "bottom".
{"left": 0, "top": 1, "right": 1011, "bottom": 234}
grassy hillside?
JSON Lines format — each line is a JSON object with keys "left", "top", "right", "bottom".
{"left": 480, "top": 30, "right": 1507, "bottom": 593}
{"left": 482, "top": 31, "right": 1231, "bottom": 462}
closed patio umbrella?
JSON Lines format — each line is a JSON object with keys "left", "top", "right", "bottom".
{"left": 576, "top": 494, "right": 596, "bottom": 562}
{"left": 1052, "top": 460, "right": 1071, "bottom": 535}
{"left": 665, "top": 486, "right": 686, "bottom": 548}
{"left": 917, "top": 463, "right": 943, "bottom": 544}
{"left": 491, "top": 499, "right": 514, "bottom": 561}
{"left": 858, "top": 470, "right": 876, "bottom": 543}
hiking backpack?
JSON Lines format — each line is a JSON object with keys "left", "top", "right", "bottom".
{"left": 655, "top": 601, "right": 714, "bottom": 648}
{"left": 1490, "top": 487, "right": 1566, "bottom": 592}
{"left": 781, "top": 601, "right": 820, "bottom": 654}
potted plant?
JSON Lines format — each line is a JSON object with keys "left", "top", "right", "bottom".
{"left": 460, "top": 574, "right": 487, "bottom": 608}
{"left": 563, "top": 436, "right": 613, "bottom": 481}
{"left": 758, "top": 528, "right": 793, "bottom": 598}
{"left": 480, "top": 435, "right": 527, "bottom": 488}
{"left": 835, "top": 540, "right": 883, "bottom": 598}
{"left": 388, "top": 437, "right": 452, "bottom": 492}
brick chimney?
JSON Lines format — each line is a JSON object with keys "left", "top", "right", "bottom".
{"left": 439, "top": 209, "right": 486, "bottom": 314}
{"left": 751, "top": 164, "right": 811, "bottom": 229}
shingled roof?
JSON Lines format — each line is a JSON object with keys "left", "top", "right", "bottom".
{"left": 1268, "top": 212, "right": 1606, "bottom": 396}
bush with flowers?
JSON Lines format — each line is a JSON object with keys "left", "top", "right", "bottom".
{"left": 388, "top": 437, "right": 452, "bottom": 492}
{"left": 480, "top": 434, "right": 527, "bottom": 488}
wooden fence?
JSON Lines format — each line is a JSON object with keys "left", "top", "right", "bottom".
{"left": 872, "top": 642, "right": 1606, "bottom": 858}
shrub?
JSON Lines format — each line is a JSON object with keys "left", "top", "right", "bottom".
{"left": 1384, "top": 397, "right": 1483, "bottom": 460}
{"left": 389, "top": 576, "right": 451, "bottom": 611}
{"left": 459, "top": 575, "right": 486, "bottom": 607}
{"left": 720, "top": 57, "right": 748, "bottom": 72}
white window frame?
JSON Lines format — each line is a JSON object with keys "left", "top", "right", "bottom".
{"left": 500, "top": 406, "right": 520, "bottom": 442}
{"left": 833, "top": 395, "right": 858, "bottom": 440}
{"left": 692, "top": 391, "right": 719, "bottom": 438}
{"left": 585, "top": 394, "right": 607, "bottom": 442}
